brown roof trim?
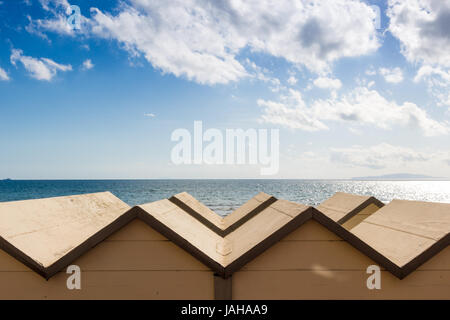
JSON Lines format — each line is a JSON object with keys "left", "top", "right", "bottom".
{"left": 400, "top": 233, "right": 450, "bottom": 279}
{"left": 43, "top": 208, "right": 139, "bottom": 279}
{"left": 168, "top": 195, "right": 225, "bottom": 236}
{"left": 0, "top": 237, "right": 47, "bottom": 278}
{"left": 136, "top": 206, "right": 225, "bottom": 275}
{"left": 0, "top": 207, "right": 139, "bottom": 280}
{"left": 222, "top": 195, "right": 278, "bottom": 236}
{"left": 0, "top": 193, "right": 447, "bottom": 281}
{"left": 223, "top": 207, "right": 313, "bottom": 278}
{"left": 336, "top": 196, "right": 385, "bottom": 225}
{"left": 0, "top": 193, "right": 295, "bottom": 279}
{"left": 168, "top": 194, "right": 278, "bottom": 237}
{"left": 138, "top": 199, "right": 313, "bottom": 278}
{"left": 311, "top": 208, "right": 449, "bottom": 279}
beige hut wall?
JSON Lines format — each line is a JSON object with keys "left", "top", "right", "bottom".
{"left": 0, "top": 219, "right": 214, "bottom": 300}
{"left": 232, "top": 219, "right": 450, "bottom": 300}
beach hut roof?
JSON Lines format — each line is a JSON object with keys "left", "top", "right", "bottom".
{"left": 351, "top": 199, "right": 450, "bottom": 271}
{"left": 0, "top": 191, "right": 448, "bottom": 280}
{"left": 0, "top": 192, "right": 131, "bottom": 278}
{"left": 137, "top": 192, "right": 312, "bottom": 277}
{"left": 314, "top": 192, "right": 450, "bottom": 278}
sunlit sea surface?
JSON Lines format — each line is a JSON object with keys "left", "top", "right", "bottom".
{"left": 0, "top": 180, "right": 449, "bottom": 216}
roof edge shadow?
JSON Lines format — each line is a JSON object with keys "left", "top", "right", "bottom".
{"left": 168, "top": 195, "right": 225, "bottom": 236}
{"left": 336, "top": 196, "right": 385, "bottom": 225}
{"left": 221, "top": 195, "right": 278, "bottom": 236}
{"left": 169, "top": 193, "right": 278, "bottom": 237}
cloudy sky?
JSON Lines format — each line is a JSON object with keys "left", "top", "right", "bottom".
{"left": 0, "top": 0, "right": 449, "bottom": 179}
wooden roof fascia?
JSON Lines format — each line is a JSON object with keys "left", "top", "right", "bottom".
{"left": 311, "top": 208, "right": 404, "bottom": 277}
{"left": 400, "top": 233, "right": 450, "bottom": 278}
{"left": 0, "top": 206, "right": 138, "bottom": 280}
{"left": 348, "top": 199, "right": 450, "bottom": 277}
{"left": 316, "top": 192, "right": 385, "bottom": 224}
{"left": 221, "top": 194, "right": 278, "bottom": 236}
{"left": 135, "top": 205, "right": 226, "bottom": 276}
{"left": 0, "top": 192, "right": 294, "bottom": 280}
{"left": 336, "top": 196, "right": 385, "bottom": 225}
{"left": 169, "top": 192, "right": 278, "bottom": 237}
{"left": 0, "top": 191, "right": 447, "bottom": 281}
{"left": 0, "top": 236, "right": 47, "bottom": 278}
{"left": 223, "top": 206, "right": 313, "bottom": 278}
{"left": 311, "top": 207, "right": 450, "bottom": 279}
{"left": 168, "top": 195, "right": 226, "bottom": 237}
{"left": 0, "top": 192, "right": 133, "bottom": 279}
{"left": 138, "top": 198, "right": 313, "bottom": 278}
{"left": 43, "top": 207, "right": 138, "bottom": 279}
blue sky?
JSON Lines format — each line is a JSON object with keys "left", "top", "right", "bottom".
{"left": 0, "top": 0, "right": 449, "bottom": 179}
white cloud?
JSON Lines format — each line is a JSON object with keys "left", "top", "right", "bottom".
{"left": 388, "top": 0, "right": 450, "bottom": 67}
{"left": 330, "top": 143, "right": 431, "bottom": 169}
{"left": 0, "top": 67, "right": 9, "bottom": 81}
{"left": 144, "top": 113, "right": 155, "bottom": 117}
{"left": 27, "top": 14, "right": 75, "bottom": 37}
{"left": 414, "top": 65, "right": 450, "bottom": 107}
{"left": 287, "top": 76, "right": 297, "bottom": 86}
{"left": 38, "top": 0, "right": 69, "bottom": 11}
{"left": 415, "top": 65, "right": 450, "bottom": 83}
{"left": 388, "top": 1, "right": 450, "bottom": 107}
{"left": 83, "top": 0, "right": 379, "bottom": 85}
{"left": 313, "top": 77, "right": 342, "bottom": 90}
{"left": 379, "top": 67, "right": 404, "bottom": 84}
{"left": 258, "top": 89, "right": 329, "bottom": 132}
{"left": 246, "top": 59, "right": 284, "bottom": 92}
{"left": 82, "top": 59, "right": 94, "bottom": 70}
{"left": 258, "top": 87, "right": 449, "bottom": 136}
{"left": 10, "top": 49, "right": 72, "bottom": 81}
{"left": 365, "top": 67, "right": 377, "bottom": 76}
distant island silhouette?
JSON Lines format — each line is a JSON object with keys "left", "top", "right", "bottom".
{"left": 352, "top": 173, "right": 448, "bottom": 181}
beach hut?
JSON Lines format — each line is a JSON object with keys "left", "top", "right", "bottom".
{"left": 0, "top": 191, "right": 448, "bottom": 299}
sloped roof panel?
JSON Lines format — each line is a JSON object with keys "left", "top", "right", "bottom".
{"left": 350, "top": 199, "right": 450, "bottom": 268}
{"left": 138, "top": 199, "right": 224, "bottom": 267}
{"left": 0, "top": 192, "right": 131, "bottom": 277}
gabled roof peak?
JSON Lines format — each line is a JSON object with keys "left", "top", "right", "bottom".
{"left": 168, "top": 191, "right": 277, "bottom": 236}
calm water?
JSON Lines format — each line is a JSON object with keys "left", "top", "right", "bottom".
{"left": 0, "top": 180, "right": 449, "bottom": 216}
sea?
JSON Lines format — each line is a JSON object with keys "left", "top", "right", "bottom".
{"left": 0, "top": 179, "right": 449, "bottom": 216}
